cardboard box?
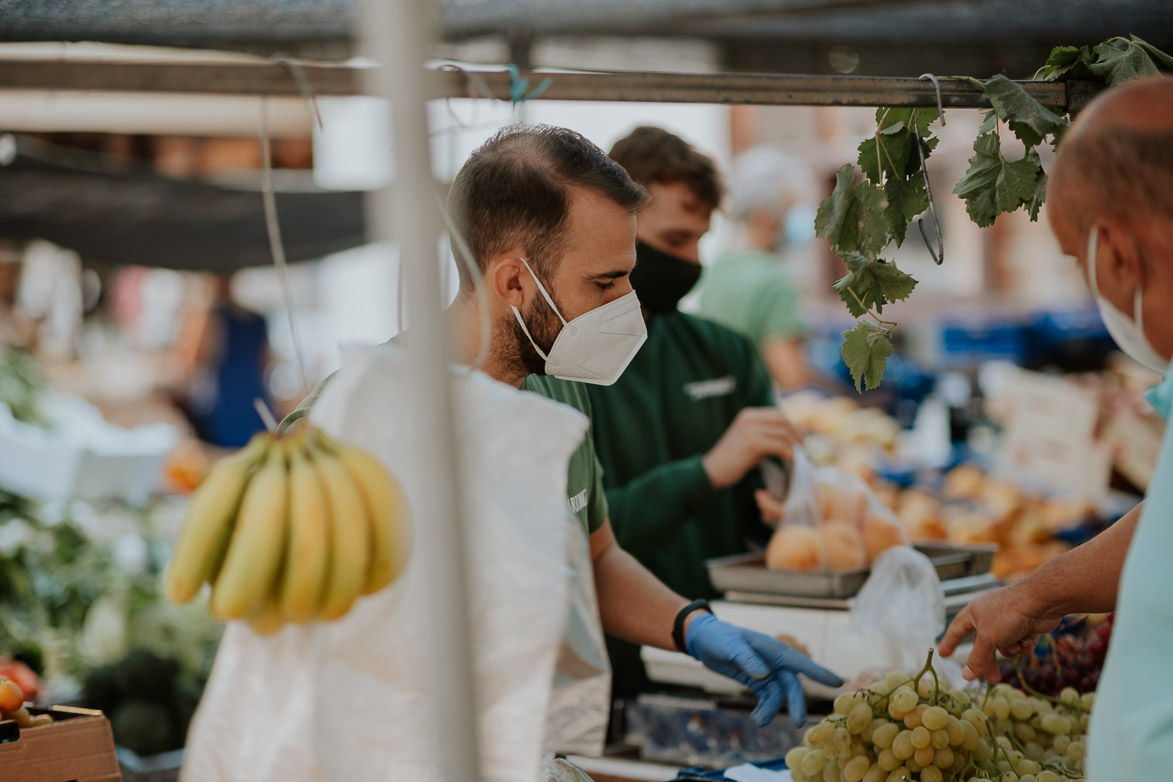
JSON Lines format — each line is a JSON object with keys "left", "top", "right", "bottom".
{"left": 0, "top": 705, "right": 121, "bottom": 782}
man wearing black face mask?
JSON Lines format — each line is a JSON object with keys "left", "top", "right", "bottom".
{"left": 587, "top": 126, "right": 804, "bottom": 698}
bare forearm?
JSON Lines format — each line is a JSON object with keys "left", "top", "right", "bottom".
{"left": 591, "top": 527, "right": 688, "bottom": 650}
{"left": 1024, "top": 500, "right": 1142, "bottom": 617}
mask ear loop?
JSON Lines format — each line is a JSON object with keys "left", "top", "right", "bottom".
{"left": 515, "top": 256, "right": 569, "bottom": 327}
{"left": 510, "top": 257, "right": 569, "bottom": 369}
{"left": 1086, "top": 227, "right": 1103, "bottom": 299}
{"left": 434, "top": 193, "right": 492, "bottom": 374}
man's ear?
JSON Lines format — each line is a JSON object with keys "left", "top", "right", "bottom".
{"left": 1098, "top": 218, "right": 1143, "bottom": 293}
{"left": 487, "top": 254, "right": 528, "bottom": 309}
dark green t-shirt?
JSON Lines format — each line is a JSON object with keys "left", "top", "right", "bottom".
{"left": 586, "top": 311, "right": 775, "bottom": 599}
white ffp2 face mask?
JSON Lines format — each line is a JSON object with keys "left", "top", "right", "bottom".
{"left": 510, "top": 257, "right": 647, "bottom": 386}
{"left": 1087, "top": 227, "right": 1169, "bottom": 375}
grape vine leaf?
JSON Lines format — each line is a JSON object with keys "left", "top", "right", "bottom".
{"left": 833, "top": 253, "right": 918, "bottom": 317}
{"left": 857, "top": 107, "right": 940, "bottom": 184}
{"left": 1132, "top": 36, "right": 1173, "bottom": 72}
{"left": 1040, "top": 45, "right": 1095, "bottom": 81}
{"left": 983, "top": 75, "right": 1069, "bottom": 148}
{"left": 1025, "top": 170, "right": 1048, "bottom": 221}
{"left": 884, "top": 176, "right": 929, "bottom": 246}
{"left": 815, "top": 164, "right": 891, "bottom": 259}
{"left": 1090, "top": 37, "right": 1163, "bottom": 84}
{"left": 952, "top": 133, "right": 1042, "bottom": 227}
{"left": 978, "top": 109, "right": 997, "bottom": 134}
{"left": 815, "top": 165, "right": 856, "bottom": 249}
{"left": 841, "top": 321, "right": 894, "bottom": 393}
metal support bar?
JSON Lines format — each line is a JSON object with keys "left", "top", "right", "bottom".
{"left": 0, "top": 57, "right": 1077, "bottom": 109}
{"left": 361, "top": 1, "right": 482, "bottom": 780}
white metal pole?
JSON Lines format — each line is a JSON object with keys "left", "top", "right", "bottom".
{"left": 359, "top": 2, "right": 482, "bottom": 781}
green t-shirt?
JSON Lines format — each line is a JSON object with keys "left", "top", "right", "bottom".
{"left": 521, "top": 375, "right": 609, "bottom": 537}
{"left": 287, "top": 364, "right": 607, "bottom": 539}
{"left": 696, "top": 248, "right": 805, "bottom": 349}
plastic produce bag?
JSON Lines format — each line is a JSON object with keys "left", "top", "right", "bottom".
{"left": 850, "top": 546, "right": 960, "bottom": 684}
{"left": 539, "top": 756, "right": 596, "bottom": 782}
{"left": 765, "top": 449, "right": 907, "bottom": 571}
{"left": 183, "top": 345, "right": 593, "bottom": 782}
{"left": 542, "top": 510, "right": 611, "bottom": 757}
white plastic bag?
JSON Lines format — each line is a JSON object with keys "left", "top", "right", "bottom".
{"left": 765, "top": 449, "right": 907, "bottom": 571}
{"left": 183, "top": 345, "right": 593, "bottom": 782}
{"left": 542, "top": 512, "right": 611, "bottom": 757}
{"left": 850, "top": 546, "right": 960, "bottom": 684}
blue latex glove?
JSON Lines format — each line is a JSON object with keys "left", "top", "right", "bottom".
{"left": 685, "top": 613, "right": 844, "bottom": 727}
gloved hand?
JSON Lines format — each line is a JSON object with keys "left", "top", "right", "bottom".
{"left": 685, "top": 613, "right": 843, "bottom": 727}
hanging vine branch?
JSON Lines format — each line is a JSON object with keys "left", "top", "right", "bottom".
{"left": 820, "top": 34, "right": 1173, "bottom": 393}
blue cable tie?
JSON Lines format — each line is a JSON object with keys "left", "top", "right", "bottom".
{"left": 506, "top": 63, "right": 552, "bottom": 105}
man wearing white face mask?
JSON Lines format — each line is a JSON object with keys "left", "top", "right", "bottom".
{"left": 939, "top": 77, "right": 1173, "bottom": 778}
{"left": 291, "top": 124, "right": 843, "bottom": 728}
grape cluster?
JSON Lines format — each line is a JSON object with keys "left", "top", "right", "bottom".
{"left": 999, "top": 615, "right": 1113, "bottom": 697}
{"left": 786, "top": 651, "right": 1093, "bottom": 782}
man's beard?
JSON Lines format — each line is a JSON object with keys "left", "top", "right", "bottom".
{"left": 502, "top": 294, "right": 563, "bottom": 379}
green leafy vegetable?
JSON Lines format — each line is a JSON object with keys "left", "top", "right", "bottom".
{"left": 953, "top": 133, "right": 1042, "bottom": 227}
{"left": 833, "top": 254, "right": 918, "bottom": 318}
{"left": 841, "top": 321, "right": 895, "bottom": 393}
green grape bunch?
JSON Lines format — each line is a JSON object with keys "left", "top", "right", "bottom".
{"left": 785, "top": 649, "right": 1093, "bottom": 782}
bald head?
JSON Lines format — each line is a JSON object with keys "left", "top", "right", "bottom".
{"left": 1049, "top": 77, "right": 1173, "bottom": 243}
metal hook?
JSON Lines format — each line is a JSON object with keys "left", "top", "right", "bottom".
{"left": 912, "top": 108, "right": 944, "bottom": 266}
{"left": 272, "top": 54, "right": 324, "bottom": 131}
{"left": 919, "top": 73, "right": 947, "bottom": 127}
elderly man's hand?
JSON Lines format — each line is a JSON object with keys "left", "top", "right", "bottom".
{"left": 685, "top": 613, "right": 843, "bottom": 726}
{"left": 938, "top": 581, "right": 1064, "bottom": 682}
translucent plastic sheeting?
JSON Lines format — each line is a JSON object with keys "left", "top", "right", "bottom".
{"left": 183, "top": 344, "right": 593, "bottom": 782}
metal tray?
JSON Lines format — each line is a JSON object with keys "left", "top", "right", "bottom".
{"left": 706, "top": 543, "right": 997, "bottom": 600}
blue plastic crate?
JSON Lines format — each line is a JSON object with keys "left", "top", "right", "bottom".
{"left": 939, "top": 317, "right": 1031, "bottom": 366}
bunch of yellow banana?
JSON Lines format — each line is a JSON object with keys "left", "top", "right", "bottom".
{"left": 164, "top": 426, "right": 411, "bottom": 634}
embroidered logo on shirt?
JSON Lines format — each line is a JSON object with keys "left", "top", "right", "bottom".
{"left": 683, "top": 375, "right": 736, "bottom": 401}
{"left": 568, "top": 489, "right": 589, "bottom": 514}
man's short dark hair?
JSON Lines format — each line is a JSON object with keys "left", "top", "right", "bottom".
{"left": 608, "top": 126, "right": 724, "bottom": 211}
{"left": 448, "top": 124, "right": 649, "bottom": 292}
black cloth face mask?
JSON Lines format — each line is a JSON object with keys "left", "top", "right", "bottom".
{"left": 630, "top": 240, "right": 703, "bottom": 314}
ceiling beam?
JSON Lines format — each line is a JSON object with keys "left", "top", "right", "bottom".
{"left": 0, "top": 58, "right": 1083, "bottom": 110}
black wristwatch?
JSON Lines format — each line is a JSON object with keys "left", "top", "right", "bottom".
{"left": 672, "top": 599, "right": 713, "bottom": 653}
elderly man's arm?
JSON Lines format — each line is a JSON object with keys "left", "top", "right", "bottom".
{"left": 940, "top": 500, "right": 1143, "bottom": 681}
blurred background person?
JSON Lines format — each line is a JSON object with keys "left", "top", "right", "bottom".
{"left": 697, "top": 146, "right": 821, "bottom": 391}
{"left": 173, "top": 273, "right": 273, "bottom": 448}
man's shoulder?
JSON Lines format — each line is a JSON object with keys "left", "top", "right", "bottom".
{"left": 521, "top": 374, "right": 592, "bottom": 415}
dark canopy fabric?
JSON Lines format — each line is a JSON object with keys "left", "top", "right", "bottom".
{"left": 1, "top": 0, "right": 1171, "bottom": 50}
{"left": 0, "top": 144, "right": 367, "bottom": 271}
